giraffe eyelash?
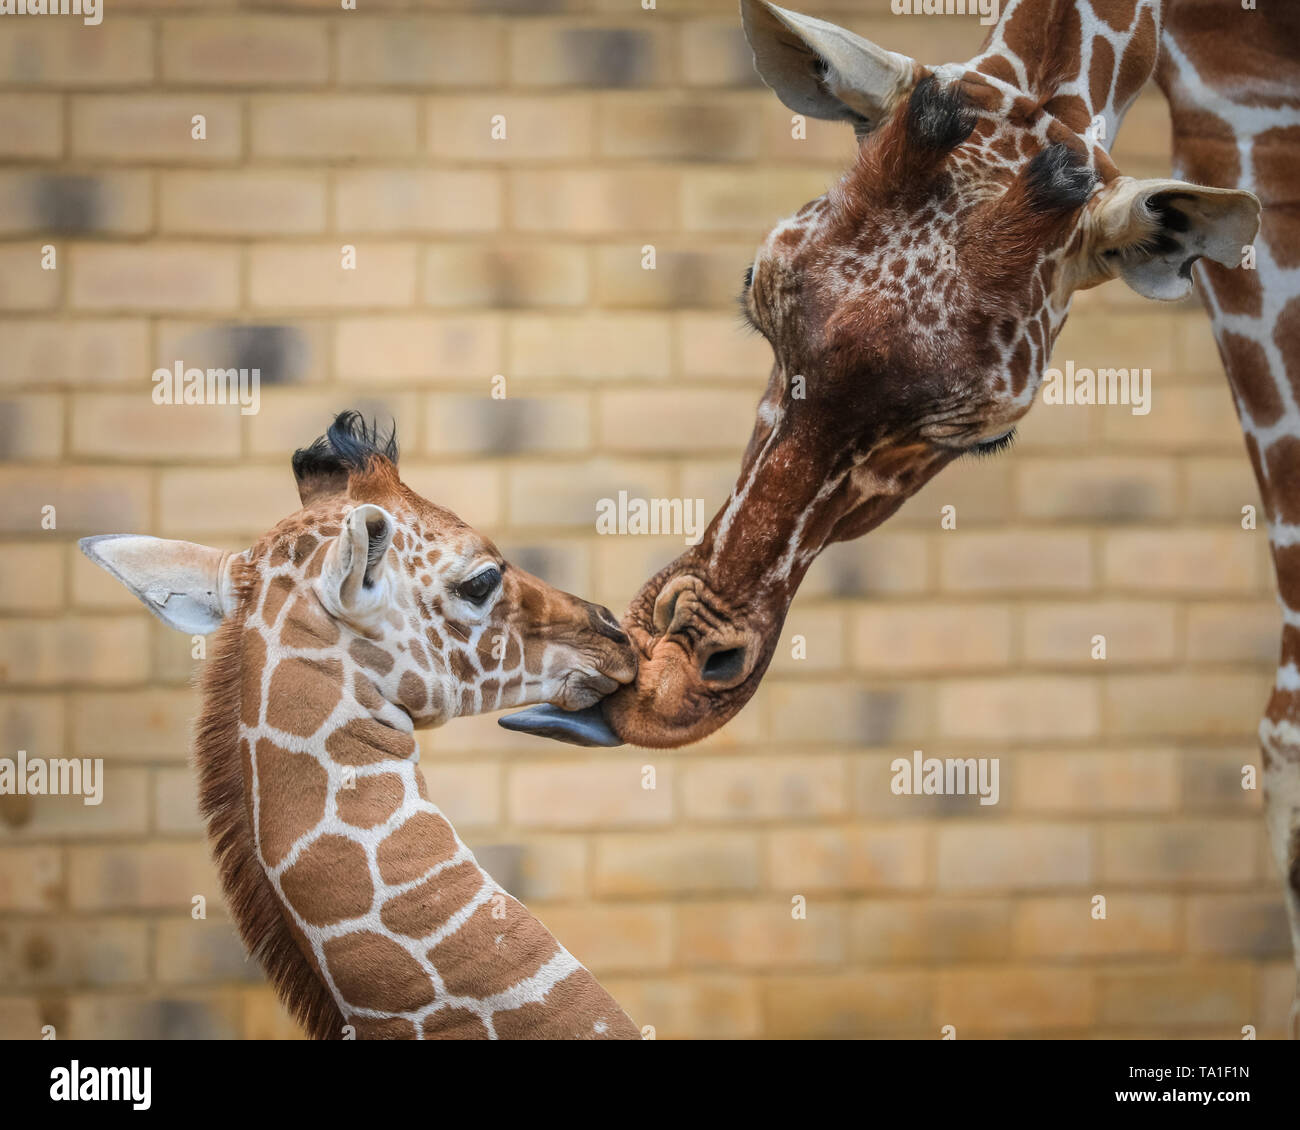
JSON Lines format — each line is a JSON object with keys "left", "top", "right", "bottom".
{"left": 966, "top": 428, "right": 1017, "bottom": 458}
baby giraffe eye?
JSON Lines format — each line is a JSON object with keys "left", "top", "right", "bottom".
{"left": 457, "top": 565, "right": 502, "bottom": 605}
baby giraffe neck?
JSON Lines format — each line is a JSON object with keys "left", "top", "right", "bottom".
{"left": 207, "top": 569, "right": 638, "bottom": 1040}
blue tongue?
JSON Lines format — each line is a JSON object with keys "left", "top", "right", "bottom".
{"left": 498, "top": 703, "right": 624, "bottom": 747}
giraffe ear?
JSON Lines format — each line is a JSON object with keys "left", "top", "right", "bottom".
{"left": 78, "top": 535, "right": 238, "bottom": 634}
{"left": 318, "top": 504, "right": 395, "bottom": 617}
{"left": 1087, "top": 177, "right": 1261, "bottom": 301}
{"left": 740, "top": 0, "right": 914, "bottom": 131}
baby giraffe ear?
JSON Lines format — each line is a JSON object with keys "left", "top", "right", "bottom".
{"left": 79, "top": 535, "right": 238, "bottom": 635}
{"left": 1088, "top": 177, "right": 1261, "bottom": 301}
{"left": 318, "top": 504, "right": 395, "bottom": 617}
{"left": 740, "top": 0, "right": 914, "bottom": 133}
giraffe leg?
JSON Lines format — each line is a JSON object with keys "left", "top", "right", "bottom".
{"left": 1260, "top": 714, "right": 1300, "bottom": 1038}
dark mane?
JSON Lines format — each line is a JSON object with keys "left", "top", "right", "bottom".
{"left": 291, "top": 410, "right": 399, "bottom": 508}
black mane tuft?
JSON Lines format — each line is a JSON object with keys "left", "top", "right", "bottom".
{"left": 904, "top": 74, "right": 976, "bottom": 153}
{"left": 291, "top": 411, "right": 399, "bottom": 504}
{"left": 1022, "top": 142, "right": 1097, "bottom": 213}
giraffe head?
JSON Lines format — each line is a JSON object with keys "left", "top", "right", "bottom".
{"left": 80, "top": 412, "right": 637, "bottom": 739}
{"left": 507, "top": 0, "right": 1261, "bottom": 748}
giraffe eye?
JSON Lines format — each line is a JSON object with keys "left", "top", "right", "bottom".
{"left": 458, "top": 566, "right": 501, "bottom": 605}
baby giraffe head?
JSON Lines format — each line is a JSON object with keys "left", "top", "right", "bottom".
{"left": 81, "top": 411, "right": 636, "bottom": 740}
{"left": 507, "top": 0, "right": 1261, "bottom": 748}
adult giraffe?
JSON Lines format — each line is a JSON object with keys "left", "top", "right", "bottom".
{"left": 505, "top": 0, "right": 1300, "bottom": 1033}
{"left": 81, "top": 412, "right": 641, "bottom": 1039}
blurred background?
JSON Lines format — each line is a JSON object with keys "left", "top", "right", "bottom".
{"left": 0, "top": 0, "right": 1291, "bottom": 1039}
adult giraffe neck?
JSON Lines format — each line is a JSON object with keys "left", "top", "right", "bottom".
{"left": 1158, "top": 0, "right": 1300, "bottom": 1037}
{"left": 194, "top": 562, "right": 639, "bottom": 1040}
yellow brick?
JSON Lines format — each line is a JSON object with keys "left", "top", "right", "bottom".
{"left": 71, "top": 395, "right": 242, "bottom": 461}
{"left": 507, "top": 22, "right": 673, "bottom": 88}
{"left": 72, "top": 244, "right": 240, "bottom": 313}
{"left": 249, "top": 244, "right": 416, "bottom": 311}
{"left": 0, "top": 846, "right": 63, "bottom": 911}
{"left": 1103, "top": 386, "right": 1243, "bottom": 451}
{"left": 766, "top": 607, "right": 846, "bottom": 673}
{"left": 0, "top": 617, "right": 150, "bottom": 688}
{"left": 0, "top": 395, "right": 62, "bottom": 461}
{"left": 71, "top": 689, "right": 199, "bottom": 760}
{"left": 1013, "top": 894, "right": 1179, "bottom": 957}
{"left": 598, "top": 94, "right": 759, "bottom": 160}
{"left": 1097, "top": 966, "right": 1253, "bottom": 1027}
{"left": 507, "top": 458, "right": 673, "bottom": 528}
{"left": 0, "top": 171, "right": 153, "bottom": 237}
{"left": 677, "top": 901, "right": 844, "bottom": 968}
{"left": 510, "top": 170, "right": 678, "bottom": 233}
{"left": 1011, "top": 750, "right": 1179, "bottom": 813}
{"left": 153, "top": 767, "right": 203, "bottom": 836}
{"left": 422, "top": 244, "right": 585, "bottom": 307}
{"left": 0, "top": 319, "right": 148, "bottom": 388}
{"left": 682, "top": 168, "right": 836, "bottom": 232}
{"left": 0, "top": 920, "right": 148, "bottom": 989}
{"left": 851, "top": 603, "right": 1013, "bottom": 673}
{"left": 849, "top": 899, "right": 1011, "bottom": 962}
{"left": 0, "top": 695, "right": 65, "bottom": 760}
{"left": 938, "top": 676, "right": 1100, "bottom": 741}
{"left": 602, "top": 976, "right": 761, "bottom": 1039}
{"left": 936, "top": 968, "right": 1094, "bottom": 1034}
{"left": 1051, "top": 310, "right": 1177, "bottom": 383}
{"left": 678, "top": 313, "right": 776, "bottom": 378}
{"left": 766, "top": 680, "right": 934, "bottom": 746}
{"left": 240, "top": 988, "right": 305, "bottom": 1041}
{"left": 1188, "top": 601, "right": 1279, "bottom": 663}
{"left": 160, "top": 171, "right": 326, "bottom": 235}
{"left": 938, "top": 824, "right": 1092, "bottom": 891}
{"left": 1101, "top": 820, "right": 1259, "bottom": 884}
{"left": 507, "top": 314, "right": 671, "bottom": 379}
{"left": 0, "top": 19, "right": 152, "bottom": 85}
{"left": 68, "top": 841, "right": 216, "bottom": 911}
{"left": 768, "top": 825, "right": 929, "bottom": 891}
{"left": 1022, "top": 600, "right": 1178, "bottom": 665}
{"left": 1105, "top": 672, "right": 1265, "bottom": 737}
{"left": 65, "top": 992, "right": 240, "bottom": 1040}
{"left": 428, "top": 96, "right": 593, "bottom": 161}
{"left": 679, "top": 19, "right": 762, "bottom": 88}
{"left": 244, "top": 391, "right": 415, "bottom": 457}
{"left": 156, "top": 920, "right": 263, "bottom": 985}
{"left": 1183, "top": 455, "right": 1263, "bottom": 521}
{"left": 1014, "top": 457, "right": 1178, "bottom": 522}
{"left": 390, "top": 463, "right": 504, "bottom": 528}
{"left": 939, "top": 532, "right": 1092, "bottom": 592}
{"left": 2, "top": 766, "right": 149, "bottom": 840}
{"left": 894, "top": 457, "right": 1012, "bottom": 527}
{"left": 251, "top": 95, "right": 418, "bottom": 159}
{"left": 1103, "top": 530, "right": 1260, "bottom": 593}
{"left": 0, "top": 244, "right": 61, "bottom": 311}
{"left": 158, "top": 467, "right": 299, "bottom": 538}
{"left": 507, "top": 761, "right": 673, "bottom": 829}
{"left": 72, "top": 96, "right": 242, "bottom": 162}
{"left": 339, "top": 18, "right": 502, "bottom": 87}
{"left": 336, "top": 170, "right": 502, "bottom": 234}
{"left": 598, "top": 389, "right": 755, "bottom": 452}
{"left": 425, "top": 393, "right": 591, "bottom": 456}
{"left": 593, "top": 831, "right": 761, "bottom": 896}
{"left": 801, "top": 533, "right": 933, "bottom": 597}
{"left": 335, "top": 315, "right": 503, "bottom": 381}
{"left": 594, "top": 241, "right": 750, "bottom": 309}
{"left": 0, "top": 94, "right": 62, "bottom": 158}
{"left": 680, "top": 755, "right": 847, "bottom": 822}
{"left": 761, "top": 972, "right": 931, "bottom": 1037}
{"left": 0, "top": 466, "right": 151, "bottom": 534}
{"left": 419, "top": 762, "right": 501, "bottom": 830}
{"left": 1187, "top": 894, "right": 1292, "bottom": 957}
{"left": 161, "top": 17, "right": 328, "bottom": 85}
{"left": 532, "top": 904, "right": 672, "bottom": 972}
{"left": 515, "top": 836, "right": 588, "bottom": 902}
{"left": 760, "top": 99, "right": 859, "bottom": 162}
{"left": 0, "top": 543, "right": 64, "bottom": 613}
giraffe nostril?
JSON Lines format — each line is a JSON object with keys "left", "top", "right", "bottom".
{"left": 700, "top": 647, "right": 746, "bottom": 684}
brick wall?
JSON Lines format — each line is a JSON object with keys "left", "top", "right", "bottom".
{"left": 0, "top": 1, "right": 1290, "bottom": 1040}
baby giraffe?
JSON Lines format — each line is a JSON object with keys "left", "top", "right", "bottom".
{"left": 81, "top": 412, "right": 641, "bottom": 1040}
